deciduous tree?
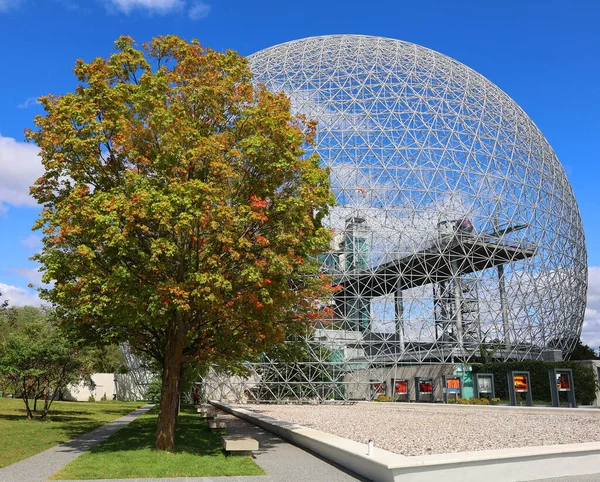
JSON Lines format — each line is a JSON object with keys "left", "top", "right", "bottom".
{"left": 28, "top": 36, "right": 334, "bottom": 449}
{"left": 0, "top": 320, "right": 91, "bottom": 419}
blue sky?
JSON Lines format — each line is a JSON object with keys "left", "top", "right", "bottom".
{"left": 1, "top": 0, "right": 599, "bottom": 345}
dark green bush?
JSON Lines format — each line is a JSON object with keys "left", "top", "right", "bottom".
{"left": 144, "top": 377, "right": 162, "bottom": 402}
{"left": 470, "top": 361, "right": 597, "bottom": 405}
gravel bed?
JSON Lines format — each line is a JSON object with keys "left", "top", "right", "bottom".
{"left": 237, "top": 403, "right": 600, "bottom": 456}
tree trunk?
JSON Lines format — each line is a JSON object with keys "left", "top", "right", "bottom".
{"left": 33, "top": 379, "right": 40, "bottom": 413}
{"left": 155, "top": 313, "right": 186, "bottom": 450}
{"left": 23, "top": 378, "right": 33, "bottom": 420}
{"left": 175, "top": 361, "right": 185, "bottom": 418}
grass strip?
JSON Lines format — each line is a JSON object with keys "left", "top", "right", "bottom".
{"left": 0, "top": 399, "right": 144, "bottom": 468}
{"left": 51, "top": 406, "right": 264, "bottom": 479}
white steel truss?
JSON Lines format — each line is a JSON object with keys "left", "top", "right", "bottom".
{"left": 204, "top": 35, "right": 587, "bottom": 403}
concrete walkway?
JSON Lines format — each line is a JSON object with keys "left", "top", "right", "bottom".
{"left": 1, "top": 404, "right": 367, "bottom": 482}
{"left": 0, "top": 404, "right": 154, "bottom": 482}
{"left": 530, "top": 475, "right": 600, "bottom": 482}
{"left": 51, "top": 411, "right": 368, "bottom": 482}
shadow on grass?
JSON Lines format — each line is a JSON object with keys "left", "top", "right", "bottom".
{"left": 74, "top": 405, "right": 290, "bottom": 458}
{"left": 0, "top": 402, "right": 145, "bottom": 444}
{"left": 85, "top": 408, "right": 232, "bottom": 457}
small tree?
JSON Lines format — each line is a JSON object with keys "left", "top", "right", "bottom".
{"left": 28, "top": 35, "right": 334, "bottom": 449}
{"left": 0, "top": 321, "right": 91, "bottom": 419}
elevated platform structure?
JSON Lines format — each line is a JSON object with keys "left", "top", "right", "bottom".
{"left": 331, "top": 233, "right": 536, "bottom": 298}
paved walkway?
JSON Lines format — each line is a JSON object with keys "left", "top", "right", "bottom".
{"left": 0, "top": 404, "right": 154, "bottom": 482}
{"left": 0, "top": 404, "right": 367, "bottom": 482}
{"left": 52, "top": 411, "right": 368, "bottom": 482}
{"left": 531, "top": 475, "right": 600, "bottom": 482}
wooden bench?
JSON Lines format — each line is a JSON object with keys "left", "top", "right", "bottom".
{"left": 221, "top": 435, "right": 259, "bottom": 454}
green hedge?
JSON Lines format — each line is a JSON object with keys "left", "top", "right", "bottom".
{"left": 470, "top": 361, "right": 598, "bottom": 405}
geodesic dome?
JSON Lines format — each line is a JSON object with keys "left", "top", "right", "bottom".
{"left": 246, "top": 35, "right": 586, "bottom": 389}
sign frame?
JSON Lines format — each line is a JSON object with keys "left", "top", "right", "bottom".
{"left": 415, "top": 376, "right": 434, "bottom": 403}
{"left": 548, "top": 368, "right": 577, "bottom": 408}
{"left": 370, "top": 380, "right": 386, "bottom": 400}
{"left": 441, "top": 375, "right": 462, "bottom": 403}
{"left": 391, "top": 378, "right": 409, "bottom": 402}
{"left": 473, "top": 373, "right": 495, "bottom": 400}
{"left": 507, "top": 371, "right": 533, "bottom": 406}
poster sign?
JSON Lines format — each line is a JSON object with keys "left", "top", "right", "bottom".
{"left": 394, "top": 380, "right": 408, "bottom": 394}
{"left": 513, "top": 375, "right": 528, "bottom": 392}
{"left": 445, "top": 378, "right": 460, "bottom": 394}
{"left": 557, "top": 373, "right": 570, "bottom": 391}
{"left": 372, "top": 382, "right": 385, "bottom": 395}
{"left": 419, "top": 381, "right": 433, "bottom": 393}
{"left": 477, "top": 376, "right": 492, "bottom": 393}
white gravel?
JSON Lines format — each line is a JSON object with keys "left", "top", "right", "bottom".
{"left": 237, "top": 403, "right": 600, "bottom": 456}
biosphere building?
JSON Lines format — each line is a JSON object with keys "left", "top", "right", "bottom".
{"left": 205, "top": 35, "right": 587, "bottom": 402}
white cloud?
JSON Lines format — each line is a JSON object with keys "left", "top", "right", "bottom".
{"left": 104, "top": 0, "right": 184, "bottom": 14}
{"left": 0, "top": 0, "right": 22, "bottom": 12}
{"left": 188, "top": 0, "right": 209, "bottom": 20}
{"left": 0, "top": 134, "right": 43, "bottom": 212}
{"left": 582, "top": 266, "right": 600, "bottom": 348}
{"left": 17, "top": 96, "right": 41, "bottom": 109}
{"left": 20, "top": 234, "right": 41, "bottom": 248}
{"left": 12, "top": 267, "right": 45, "bottom": 287}
{"left": 0, "top": 283, "right": 43, "bottom": 307}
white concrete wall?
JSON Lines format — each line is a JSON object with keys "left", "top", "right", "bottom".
{"left": 64, "top": 373, "right": 116, "bottom": 402}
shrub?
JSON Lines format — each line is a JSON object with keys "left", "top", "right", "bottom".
{"left": 144, "top": 377, "right": 162, "bottom": 402}
{"left": 88, "top": 394, "right": 96, "bottom": 402}
{"left": 100, "top": 393, "right": 108, "bottom": 402}
{"left": 454, "top": 397, "right": 490, "bottom": 405}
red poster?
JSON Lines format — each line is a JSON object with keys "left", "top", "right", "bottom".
{"left": 419, "top": 381, "right": 433, "bottom": 393}
{"left": 372, "top": 383, "right": 385, "bottom": 394}
{"left": 395, "top": 380, "right": 408, "bottom": 394}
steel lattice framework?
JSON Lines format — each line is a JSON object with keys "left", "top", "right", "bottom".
{"left": 206, "top": 35, "right": 587, "bottom": 402}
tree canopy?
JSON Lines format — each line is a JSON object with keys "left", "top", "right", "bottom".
{"left": 568, "top": 340, "right": 599, "bottom": 361}
{"left": 28, "top": 35, "right": 334, "bottom": 449}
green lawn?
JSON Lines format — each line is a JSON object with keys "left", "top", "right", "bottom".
{"left": 0, "top": 398, "right": 144, "bottom": 468}
{"left": 51, "top": 407, "right": 264, "bottom": 480}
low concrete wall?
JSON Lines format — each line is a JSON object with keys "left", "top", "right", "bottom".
{"left": 344, "top": 364, "right": 456, "bottom": 401}
{"left": 212, "top": 401, "right": 404, "bottom": 482}
{"left": 212, "top": 401, "right": 600, "bottom": 482}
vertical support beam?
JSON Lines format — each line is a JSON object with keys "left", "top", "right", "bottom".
{"left": 498, "top": 263, "right": 510, "bottom": 348}
{"left": 451, "top": 260, "right": 463, "bottom": 347}
{"left": 395, "top": 279, "right": 404, "bottom": 352}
